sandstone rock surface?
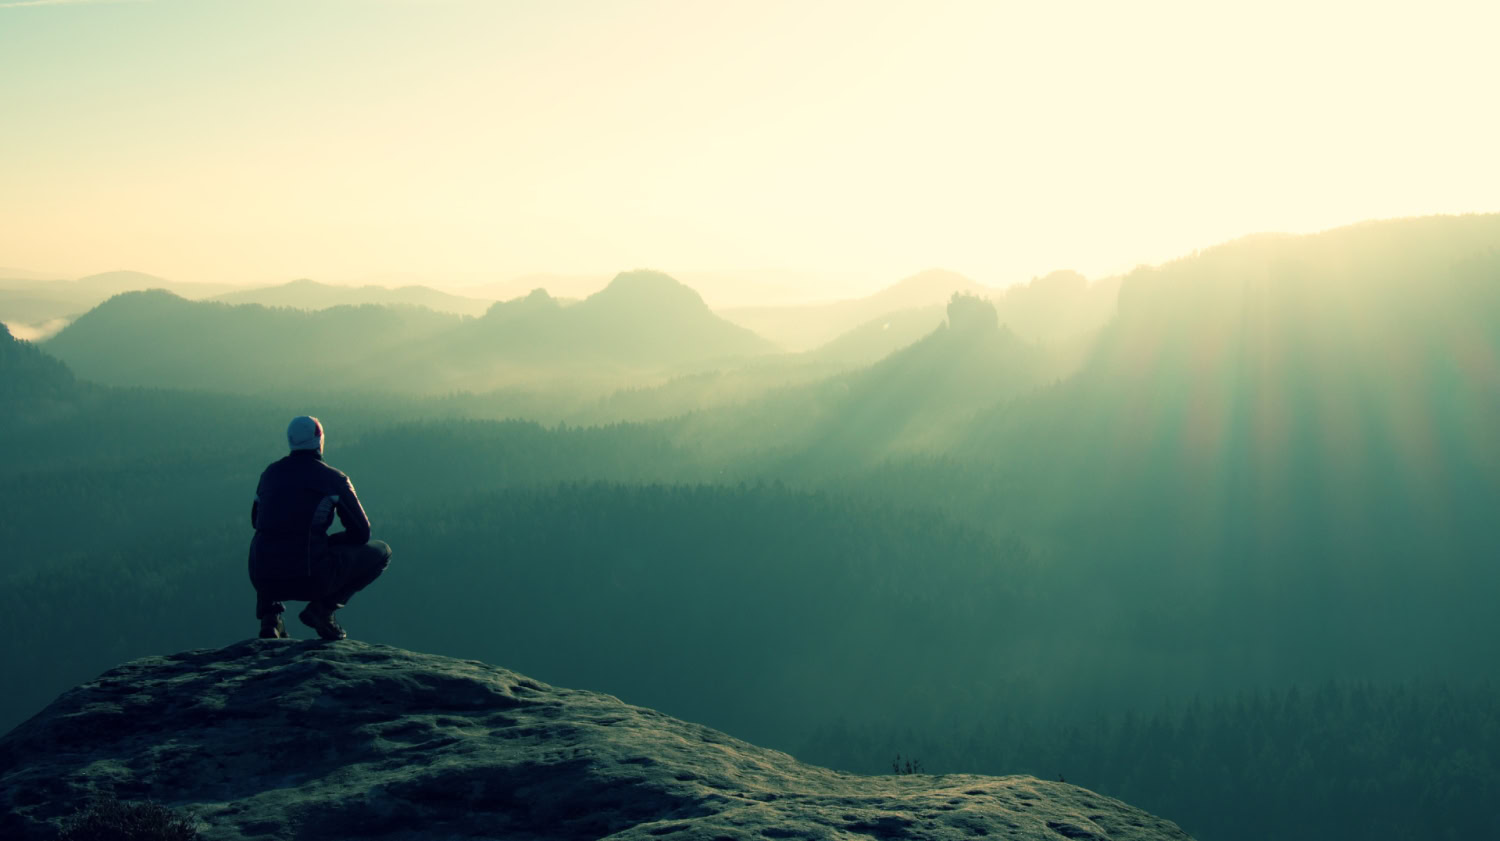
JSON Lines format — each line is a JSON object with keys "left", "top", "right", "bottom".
{"left": 0, "top": 641, "right": 1194, "bottom": 840}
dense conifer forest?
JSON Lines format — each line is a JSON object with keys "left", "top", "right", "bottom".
{"left": 802, "top": 681, "right": 1500, "bottom": 841}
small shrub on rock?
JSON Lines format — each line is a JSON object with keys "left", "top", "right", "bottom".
{"left": 890, "top": 753, "right": 924, "bottom": 775}
{"left": 57, "top": 796, "right": 198, "bottom": 841}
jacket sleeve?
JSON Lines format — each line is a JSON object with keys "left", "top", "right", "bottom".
{"left": 250, "top": 473, "right": 263, "bottom": 528}
{"left": 328, "top": 476, "right": 372, "bottom": 546}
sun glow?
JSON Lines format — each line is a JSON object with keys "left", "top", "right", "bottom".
{"left": 1, "top": 0, "right": 1496, "bottom": 299}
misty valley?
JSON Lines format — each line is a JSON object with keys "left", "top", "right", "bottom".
{"left": 3, "top": 215, "right": 1499, "bottom": 841}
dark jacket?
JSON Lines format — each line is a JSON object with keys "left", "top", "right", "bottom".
{"left": 249, "top": 450, "right": 371, "bottom": 580}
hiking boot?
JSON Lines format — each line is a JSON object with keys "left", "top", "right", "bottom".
{"left": 258, "top": 613, "right": 288, "bottom": 639}
{"left": 299, "top": 603, "right": 347, "bottom": 641}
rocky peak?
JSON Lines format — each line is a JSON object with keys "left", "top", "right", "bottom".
{"left": 946, "top": 292, "right": 1000, "bottom": 334}
{"left": 586, "top": 270, "right": 708, "bottom": 314}
{"left": 482, "top": 287, "right": 561, "bottom": 321}
{"left": 0, "top": 642, "right": 1193, "bottom": 840}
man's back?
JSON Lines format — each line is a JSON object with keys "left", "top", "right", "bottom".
{"left": 250, "top": 450, "right": 370, "bottom": 579}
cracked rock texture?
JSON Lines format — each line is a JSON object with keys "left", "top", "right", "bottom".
{"left": 0, "top": 641, "right": 1195, "bottom": 840}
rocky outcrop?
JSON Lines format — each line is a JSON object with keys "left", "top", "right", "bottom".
{"left": 0, "top": 641, "right": 1194, "bottom": 840}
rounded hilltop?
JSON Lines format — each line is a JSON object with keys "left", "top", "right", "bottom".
{"left": 0, "top": 641, "right": 1194, "bottom": 841}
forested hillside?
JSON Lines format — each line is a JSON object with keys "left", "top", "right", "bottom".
{"left": 944, "top": 216, "right": 1500, "bottom": 696}
{"left": 44, "top": 290, "right": 463, "bottom": 392}
{"left": 669, "top": 294, "right": 1052, "bottom": 466}
{"left": 0, "top": 473, "right": 1035, "bottom": 748}
{"left": 0, "top": 323, "right": 74, "bottom": 405}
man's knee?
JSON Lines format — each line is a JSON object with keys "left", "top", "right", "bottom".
{"left": 348, "top": 540, "right": 391, "bottom": 579}
{"left": 365, "top": 539, "right": 392, "bottom": 569}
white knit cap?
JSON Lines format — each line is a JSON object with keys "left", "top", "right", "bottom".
{"left": 287, "top": 415, "right": 324, "bottom": 453}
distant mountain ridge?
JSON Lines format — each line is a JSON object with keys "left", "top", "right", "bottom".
{"left": 67, "top": 271, "right": 241, "bottom": 300}
{"left": 990, "top": 269, "right": 1121, "bottom": 343}
{"left": 866, "top": 268, "right": 991, "bottom": 311}
{"left": 367, "top": 270, "right": 778, "bottom": 390}
{"left": 44, "top": 291, "right": 462, "bottom": 392}
{"left": 213, "top": 278, "right": 494, "bottom": 316}
{"left": 44, "top": 270, "right": 776, "bottom": 395}
{"left": 672, "top": 294, "right": 1047, "bottom": 464}
{"left": 554, "top": 270, "right": 774, "bottom": 365}
{"left": 0, "top": 267, "right": 68, "bottom": 283}
{"left": 0, "top": 270, "right": 245, "bottom": 336}
{"left": 721, "top": 268, "right": 991, "bottom": 351}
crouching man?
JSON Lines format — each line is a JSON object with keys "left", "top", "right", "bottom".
{"left": 249, "top": 415, "right": 391, "bottom": 640}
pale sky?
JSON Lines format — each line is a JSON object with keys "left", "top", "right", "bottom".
{"left": 1, "top": 0, "right": 1496, "bottom": 300}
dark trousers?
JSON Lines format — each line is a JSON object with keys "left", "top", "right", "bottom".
{"left": 253, "top": 539, "right": 392, "bottom": 619}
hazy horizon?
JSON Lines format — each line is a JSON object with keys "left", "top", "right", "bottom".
{"left": 4, "top": 213, "right": 1493, "bottom": 313}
